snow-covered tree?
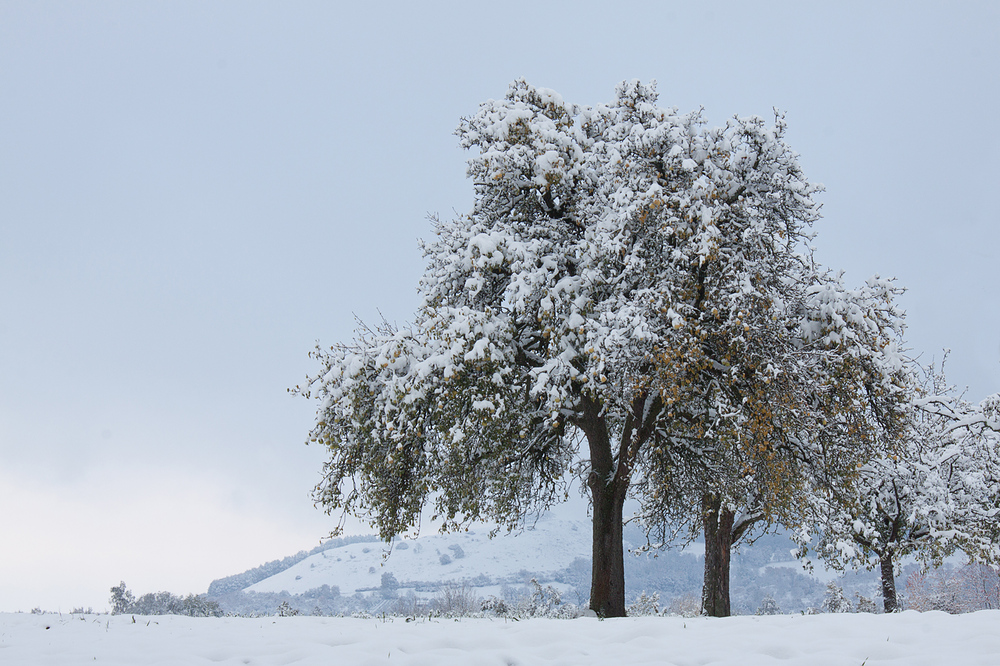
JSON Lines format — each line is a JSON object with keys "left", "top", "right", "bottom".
{"left": 109, "top": 582, "right": 135, "bottom": 615}
{"left": 756, "top": 595, "right": 781, "bottom": 615}
{"left": 670, "top": 269, "right": 909, "bottom": 616}
{"left": 797, "top": 362, "right": 1000, "bottom": 612}
{"left": 821, "top": 582, "right": 853, "bottom": 613}
{"left": 298, "top": 80, "right": 906, "bottom": 617}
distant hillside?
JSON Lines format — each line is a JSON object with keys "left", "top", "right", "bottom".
{"left": 244, "top": 515, "right": 591, "bottom": 598}
{"left": 206, "top": 516, "right": 858, "bottom": 616}
{"left": 206, "top": 534, "right": 380, "bottom": 597}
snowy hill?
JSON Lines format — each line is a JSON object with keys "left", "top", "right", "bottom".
{"left": 209, "top": 516, "right": 877, "bottom": 615}
{"left": 208, "top": 517, "right": 859, "bottom": 615}
{"left": 244, "top": 515, "right": 592, "bottom": 599}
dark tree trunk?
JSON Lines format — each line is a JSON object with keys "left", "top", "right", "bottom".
{"left": 578, "top": 395, "right": 629, "bottom": 618}
{"left": 880, "top": 553, "right": 898, "bottom": 613}
{"left": 702, "top": 493, "right": 735, "bottom": 617}
{"left": 589, "top": 474, "right": 627, "bottom": 617}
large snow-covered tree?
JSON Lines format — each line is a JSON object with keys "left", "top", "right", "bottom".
{"left": 298, "top": 80, "right": 906, "bottom": 617}
{"left": 796, "top": 363, "right": 1000, "bottom": 612}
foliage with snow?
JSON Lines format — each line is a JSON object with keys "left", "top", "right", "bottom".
{"left": 821, "top": 582, "right": 853, "bottom": 614}
{"left": 797, "top": 361, "right": 1000, "bottom": 612}
{"left": 299, "top": 80, "right": 909, "bottom": 617}
{"left": 755, "top": 594, "right": 781, "bottom": 615}
{"left": 627, "top": 590, "right": 661, "bottom": 616}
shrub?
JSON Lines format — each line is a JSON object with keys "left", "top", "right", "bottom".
{"left": 821, "top": 583, "right": 852, "bottom": 613}
{"left": 628, "top": 591, "right": 661, "bottom": 616}
{"left": 756, "top": 595, "right": 781, "bottom": 615}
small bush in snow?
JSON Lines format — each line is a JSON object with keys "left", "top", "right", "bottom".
{"left": 854, "top": 593, "right": 878, "bottom": 614}
{"left": 481, "top": 596, "right": 510, "bottom": 617}
{"left": 756, "top": 595, "right": 781, "bottom": 615}
{"left": 821, "top": 583, "right": 852, "bottom": 614}
{"left": 627, "top": 591, "right": 660, "bottom": 616}
{"left": 432, "top": 583, "right": 479, "bottom": 616}
{"left": 277, "top": 601, "right": 300, "bottom": 617}
{"left": 665, "top": 594, "right": 701, "bottom": 618}
{"left": 482, "top": 580, "right": 583, "bottom": 619}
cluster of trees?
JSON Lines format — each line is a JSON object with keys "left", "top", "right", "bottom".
{"left": 905, "top": 562, "right": 1000, "bottom": 613}
{"left": 208, "top": 585, "right": 347, "bottom": 617}
{"left": 109, "top": 582, "right": 222, "bottom": 617}
{"left": 298, "top": 80, "right": 1000, "bottom": 617}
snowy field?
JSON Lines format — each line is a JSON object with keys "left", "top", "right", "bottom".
{"left": 4, "top": 610, "right": 999, "bottom": 665}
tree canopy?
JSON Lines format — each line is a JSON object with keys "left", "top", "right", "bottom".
{"left": 797, "top": 361, "right": 1000, "bottom": 612}
{"left": 299, "top": 80, "right": 910, "bottom": 616}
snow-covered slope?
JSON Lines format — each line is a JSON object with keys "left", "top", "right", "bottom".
{"left": 246, "top": 515, "right": 591, "bottom": 597}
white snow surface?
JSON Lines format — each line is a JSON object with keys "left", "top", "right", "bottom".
{"left": 6, "top": 610, "right": 999, "bottom": 665}
{"left": 246, "top": 516, "right": 591, "bottom": 597}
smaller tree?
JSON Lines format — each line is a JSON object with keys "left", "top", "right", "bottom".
{"left": 276, "top": 600, "right": 300, "bottom": 617}
{"left": 821, "top": 582, "right": 852, "bottom": 613}
{"left": 109, "top": 581, "right": 135, "bottom": 615}
{"left": 380, "top": 572, "right": 400, "bottom": 599}
{"left": 796, "top": 362, "right": 1000, "bottom": 612}
{"left": 637, "top": 270, "right": 908, "bottom": 617}
{"left": 756, "top": 595, "right": 781, "bottom": 615}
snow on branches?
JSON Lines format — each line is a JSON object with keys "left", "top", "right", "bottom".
{"left": 796, "top": 360, "right": 1000, "bottom": 612}
{"left": 298, "top": 80, "right": 917, "bottom": 616}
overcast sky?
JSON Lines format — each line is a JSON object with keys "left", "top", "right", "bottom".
{"left": 2, "top": 1, "right": 998, "bottom": 612}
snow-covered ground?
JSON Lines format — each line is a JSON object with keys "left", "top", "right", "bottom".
{"left": 5, "top": 610, "right": 999, "bottom": 665}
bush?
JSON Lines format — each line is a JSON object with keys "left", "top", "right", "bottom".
{"left": 821, "top": 583, "right": 852, "bottom": 613}
{"left": 277, "top": 601, "right": 300, "bottom": 617}
{"left": 393, "top": 592, "right": 429, "bottom": 616}
{"left": 756, "top": 595, "right": 781, "bottom": 616}
{"left": 481, "top": 596, "right": 510, "bottom": 616}
{"left": 431, "top": 583, "right": 479, "bottom": 616}
{"left": 854, "top": 593, "right": 878, "bottom": 614}
{"left": 628, "top": 591, "right": 661, "bottom": 616}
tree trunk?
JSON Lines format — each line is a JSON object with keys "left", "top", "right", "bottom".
{"left": 880, "top": 553, "right": 898, "bottom": 613}
{"left": 578, "top": 395, "right": 628, "bottom": 618}
{"left": 702, "top": 493, "right": 735, "bottom": 617}
{"left": 589, "top": 475, "right": 627, "bottom": 617}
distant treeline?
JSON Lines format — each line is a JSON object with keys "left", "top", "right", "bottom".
{"left": 109, "top": 582, "right": 222, "bottom": 617}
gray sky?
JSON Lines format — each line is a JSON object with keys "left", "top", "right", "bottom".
{"left": 2, "top": 1, "right": 997, "bottom": 612}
